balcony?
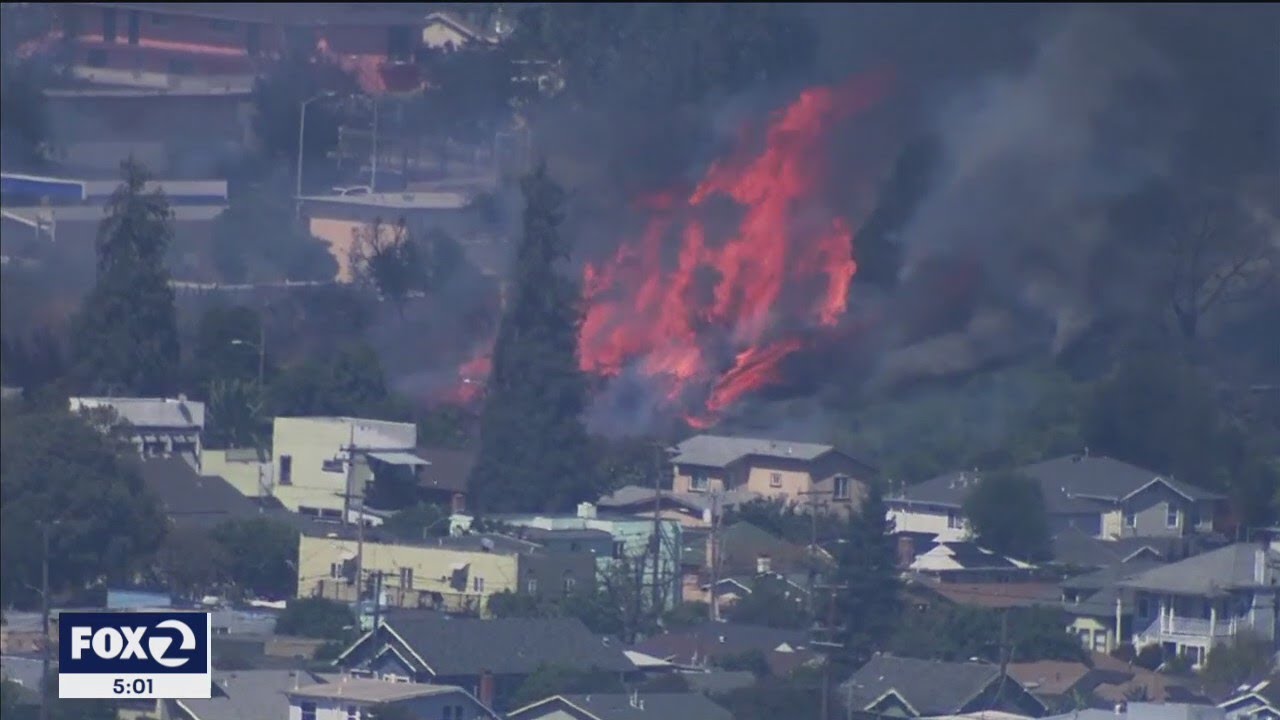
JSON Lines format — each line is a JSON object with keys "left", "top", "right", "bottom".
{"left": 1139, "top": 615, "right": 1247, "bottom": 642}
{"left": 69, "top": 65, "right": 255, "bottom": 94}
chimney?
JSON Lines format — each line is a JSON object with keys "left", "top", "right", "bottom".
{"left": 478, "top": 670, "right": 495, "bottom": 708}
{"left": 896, "top": 534, "right": 917, "bottom": 569}
{"left": 756, "top": 555, "right": 772, "bottom": 575}
{"left": 577, "top": 502, "right": 597, "bottom": 520}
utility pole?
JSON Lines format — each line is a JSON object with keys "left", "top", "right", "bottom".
{"left": 810, "top": 578, "right": 847, "bottom": 720}
{"left": 650, "top": 443, "right": 667, "bottom": 617}
{"left": 798, "top": 489, "right": 831, "bottom": 618}
{"left": 707, "top": 491, "right": 723, "bottom": 622}
{"left": 39, "top": 522, "right": 52, "bottom": 720}
{"left": 370, "top": 96, "right": 380, "bottom": 191}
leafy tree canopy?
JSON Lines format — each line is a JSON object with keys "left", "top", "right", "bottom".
{"left": 210, "top": 195, "right": 337, "bottom": 284}
{"left": 508, "top": 664, "right": 624, "bottom": 710}
{"left": 831, "top": 480, "right": 900, "bottom": 666}
{"left": 276, "top": 597, "right": 358, "bottom": 641}
{"left": 209, "top": 517, "right": 300, "bottom": 600}
{"left": 962, "top": 470, "right": 1053, "bottom": 562}
{"left": 725, "top": 575, "right": 810, "bottom": 630}
{"left": 0, "top": 406, "right": 166, "bottom": 608}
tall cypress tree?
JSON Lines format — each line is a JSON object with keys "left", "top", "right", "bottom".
{"left": 71, "top": 158, "right": 180, "bottom": 396}
{"left": 469, "top": 164, "right": 593, "bottom": 513}
{"left": 831, "top": 479, "right": 901, "bottom": 666}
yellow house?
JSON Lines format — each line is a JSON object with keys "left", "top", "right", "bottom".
{"left": 669, "top": 435, "right": 874, "bottom": 516}
{"left": 297, "top": 528, "right": 595, "bottom": 618}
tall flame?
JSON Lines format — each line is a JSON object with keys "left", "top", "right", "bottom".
{"left": 579, "top": 72, "right": 889, "bottom": 426}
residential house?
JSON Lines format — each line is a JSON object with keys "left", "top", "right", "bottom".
{"left": 597, "top": 485, "right": 758, "bottom": 529}
{"left": 895, "top": 533, "right": 1040, "bottom": 583}
{"left": 287, "top": 677, "right": 498, "bottom": 720}
{"left": 1050, "top": 528, "right": 1182, "bottom": 570}
{"left": 1007, "top": 654, "right": 1209, "bottom": 714}
{"left": 695, "top": 521, "right": 819, "bottom": 614}
{"left": 420, "top": 11, "right": 499, "bottom": 51}
{"left": 296, "top": 527, "right": 595, "bottom": 617}
{"left": 156, "top": 669, "right": 322, "bottom": 720}
{"left": 1220, "top": 677, "right": 1280, "bottom": 720}
{"left": 633, "top": 622, "right": 820, "bottom": 678}
{"left": 1043, "top": 704, "right": 1225, "bottom": 720}
{"left": 905, "top": 577, "right": 1062, "bottom": 611}
{"left": 464, "top": 503, "right": 683, "bottom": 612}
{"left": 888, "top": 455, "right": 1224, "bottom": 542}
{"left": 703, "top": 572, "right": 810, "bottom": 619}
{"left": 0, "top": 613, "right": 44, "bottom": 655}
{"left": 1059, "top": 561, "right": 1164, "bottom": 655}
{"left": 669, "top": 435, "right": 873, "bottom": 515}
{"left": 507, "top": 692, "right": 733, "bottom": 720}
{"left": 415, "top": 446, "right": 475, "bottom": 514}
{"left": 140, "top": 456, "right": 290, "bottom": 529}
{"left": 1120, "top": 542, "right": 1280, "bottom": 668}
{"left": 70, "top": 395, "right": 205, "bottom": 459}
{"left": 332, "top": 612, "right": 636, "bottom": 710}
{"left": 839, "top": 654, "right": 1048, "bottom": 719}
{"left": 201, "top": 447, "right": 274, "bottom": 501}
{"left": 269, "top": 416, "right": 426, "bottom": 519}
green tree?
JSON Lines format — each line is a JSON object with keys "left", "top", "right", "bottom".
{"left": 725, "top": 576, "right": 810, "bottom": 630}
{"left": 662, "top": 601, "right": 710, "bottom": 630}
{"left": 962, "top": 470, "right": 1052, "bottom": 562}
{"left": 205, "top": 378, "right": 268, "bottom": 451}
{"left": 890, "top": 604, "right": 1083, "bottom": 664}
{"left": 70, "top": 159, "right": 181, "bottom": 396}
{"left": 268, "top": 342, "right": 406, "bottom": 420}
{"left": 250, "top": 52, "right": 359, "bottom": 183}
{"left": 469, "top": 164, "right": 593, "bottom": 512}
{"left": 1201, "top": 632, "right": 1274, "bottom": 688}
{"left": 349, "top": 219, "right": 429, "bottom": 319}
{"left": 716, "top": 674, "right": 821, "bottom": 720}
{"left": 0, "top": 407, "right": 166, "bottom": 609}
{"left": 508, "top": 664, "right": 625, "bottom": 709}
{"left": 210, "top": 517, "right": 300, "bottom": 599}
{"left": 187, "top": 305, "right": 266, "bottom": 392}
{"left": 158, "top": 525, "right": 228, "bottom": 600}
{"left": 830, "top": 480, "right": 900, "bottom": 665}
{"left": 276, "top": 597, "right": 358, "bottom": 641}
{"left": 381, "top": 503, "right": 452, "bottom": 542}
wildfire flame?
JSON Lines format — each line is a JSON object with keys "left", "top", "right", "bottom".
{"left": 443, "top": 72, "right": 890, "bottom": 427}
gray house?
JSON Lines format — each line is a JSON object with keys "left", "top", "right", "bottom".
{"left": 839, "top": 654, "right": 1048, "bottom": 718}
{"left": 507, "top": 692, "right": 733, "bottom": 720}
{"left": 1120, "top": 541, "right": 1280, "bottom": 668}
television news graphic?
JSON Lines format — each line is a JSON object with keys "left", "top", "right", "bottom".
{"left": 58, "top": 611, "right": 212, "bottom": 699}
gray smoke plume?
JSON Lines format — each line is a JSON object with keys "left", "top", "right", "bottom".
{"left": 873, "top": 8, "right": 1189, "bottom": 388}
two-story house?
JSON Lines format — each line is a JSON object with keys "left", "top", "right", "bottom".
{"left": 669, "top": 435, "right": 874, "bottom": 515}
{"left": 1119, "top": 541, "right": 1280, "bottom": 668}
{"left": 887, "top": 455, "right": 1224, "bottom": 542}
{"left": 459, "top": 503, "right": 684, "bottom": 611}
{"left": 287, "top": 677, "right": 498, "bottom": 720}
{"left": 1059, "top": 561, "right": 1164, "bottom": 654}
{"left": 69, "top": 395, "right": 205, "bottom": 460}
{"left": 270, "top": 416, "right": 428, "bottom": 520}
{"left": 333, "top": 612, "right": 637, "bottom": 711}
{"left": 297, "top": 528, "right": 595, "bottom": 618}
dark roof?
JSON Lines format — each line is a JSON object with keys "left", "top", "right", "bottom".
{"left": 416, "top": 447, "right": 475, "bottom": 495}
{"left": 682, "top": 669, "right": 757, "bottom": 695}
{"left": 1064, "top": 585, "right": 1125, "bottom": 619}
{"left": 139, "top": 457, "right": 270, "bottom": 528}
{"left": 912, "top": 579, "right": 1061, "bottom": 609}
{"left": 840, "top": 654, "right": 1024, "bottom": 715}
{"left": 1050, "top": 529, "right": 1174, "bottom": 568}
{"left": 543, "top": 693, "right": 733, "bottom": 720}
{"left": 1119, "top": 543, "right": 1279, "bottom": 596}
{"left": 379, "top": 613, "right": 636, "bottom": 676}
{"left": 1019, "top": 455, "right": 1224, "bottom": 503}
{"left": 633, "top": 623, "right": 807, "bottom": 667}
{"left": 718, "top": 522, "right": 811, "bottom": 575}
{"left": 1060, "top": 561, "right": 1164, "bottom": 592}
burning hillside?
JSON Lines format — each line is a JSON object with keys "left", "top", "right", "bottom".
{"left": 445, "top": 71, "right": 892, "bottom": 427}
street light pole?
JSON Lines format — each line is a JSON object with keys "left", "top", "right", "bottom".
{"left": 39, "top": 520, "right": 58, "bottom": 720}
{"left": 296, "top": 91, "right": 337, "bottom": 213}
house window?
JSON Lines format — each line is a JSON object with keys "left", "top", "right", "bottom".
{"left": 1124, "top": 511, "right": 1136, "bottom": 529}
{"left": 387, "top": 25, "right": 413, "bottom": 62}
{"left": 346, "top": 705, "right": 359, "bottom": 720}
{"left": 102, "top": 8, "right": 118, "bottom": 42}
{"left": 612, "top": 541, "right": 626, "bottom": 559}
{"left": 770, "top": 472, "right": 782, "bottom": 488}
{"left": 947, "top": 510, "right": 963, "bottom": 530}
{"left": 563, "top": 571, "right": 576, "bottom": 594}
{"left": 322, "top": 459, "right": 345, "bottom": 473}
{"left": 690, "top": 472, "right": 709, "bottom": 492}
{"left": 1138, "top": 596, "right": 1151, "bottom": 618}
{"left": 526, "top": 578, "right": 538, "bottom": 594}
{"left": 472, "top": 576, "right": 484, "bottom": 593}
{"left": 1166, "top": 505, "right": 1179, "bottom": 528}
{"left": 1093, "top": 630, "right": 1108, "bottom": 653}
{"left": 399, "top": 567, "right": 414, "bottom": 590}
{"left": 300, "top": 703, "right": 317, "bottom": 720}
{"left": 453, "top": 707, "right": 464, "bottom": 720}
{"left": 833, "top": 476, "right": 851, "bottom": 500}
{"left": 330, "top": 563, "right": 342, "bottom": 579}
{"left": 280, "top": 455, "right": 293, "bottom": 485}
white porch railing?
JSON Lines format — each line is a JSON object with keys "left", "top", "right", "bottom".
{"left": 1140, "top": 615, "right": 1242, "bottom": 640}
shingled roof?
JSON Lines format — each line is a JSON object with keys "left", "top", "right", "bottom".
{"left": 371, "top": 613, "right": 636, "bottom": 676}
{"left": 139, "top": 457, "right": 267, "bottom": 528}
{"left": 670, "top": 435, "right": 843, "bottom": 468}
{"left": 840, "top": 654, "right": 1043, "bottom": 716}
{"left": 509, "top": 693, "right": 733, "bottom": 720}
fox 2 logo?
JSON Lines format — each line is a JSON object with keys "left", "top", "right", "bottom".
{"left": 59, "top": 612, "right": 210, "bottom": 674}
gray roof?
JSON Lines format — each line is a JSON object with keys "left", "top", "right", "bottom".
{"left": 381, "top": 614, "right": 636, "bottom": 676}
{"left": 597, "top": 485, "right": 759, "bottom": 512}
{"left": 550, "top": 693, "right": 733, "bottom": 720}
{"left": 69, "top": 396, "right": 206, "bottom": 429}
{"left": 1061, "top": 561, "right": 1164, "bottom": 592}
{"left": 1045, "top": 702, "right": 1225, "bottom": 720}
{"left": 670, "top": 435, "right": 837, "bottom": 468}
{"left": 1064, "top": 585, "right": 1125, "bottom": 619}
{"left": 1020, "top": 455, "right": 1224, "bottom": 502}
{"left": 304, "top": 523, "right": 541, "bottom": 555}
{"left": 177, "top": 670, "right": 320, "bottom": 720}
{"left": 139, "top": 458, "right": 274, "bottom": 528}
{"left": 1051, "top": 529, "right": 1174, "bottom": 568}
{"left": 840, "top": 654, "right": 1009, "bottom": 715}
{"left": 682, "top": 670, "right": 757, "bottom": 695}
{"left": 1120, "top": 543, "right": 1280, "bottom": 596}
{"left": 892, "top": 469, "right": 1106, "bottom": 516}
{"left": 289, "top": 679, "right": 468, "bottom": 703}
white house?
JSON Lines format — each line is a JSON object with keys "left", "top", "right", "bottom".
{"left": 69, "top": 395, "right": 205, "bottom": 460}
{"left": 287, "top": 677, "right": 497, "bottom": 720}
